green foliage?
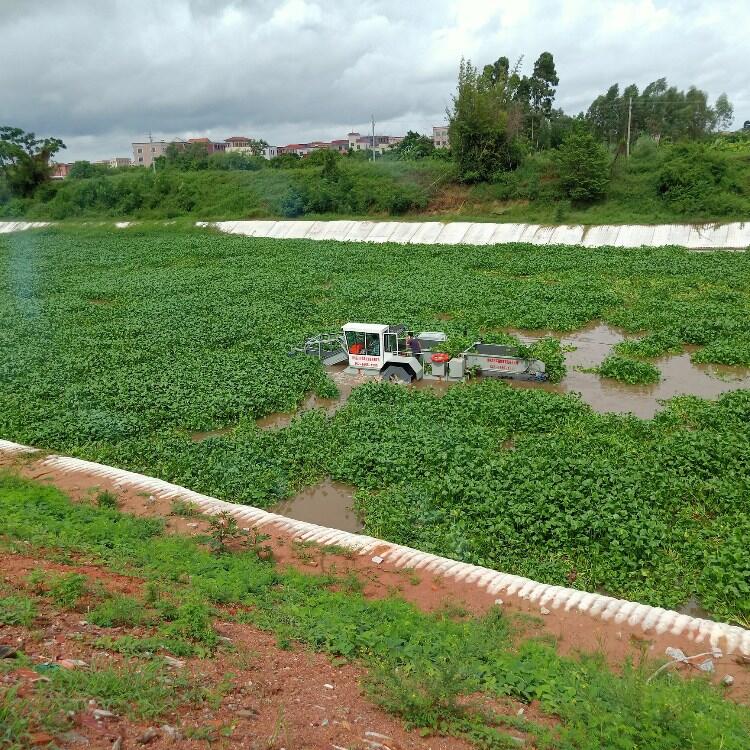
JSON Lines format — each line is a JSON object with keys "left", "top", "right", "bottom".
{"left": 449, "top": 58, "right": 523, "bottom": 182}
{"left": 48, "top": 573, "right": 88, "bottom": 608}
{"left": 7, "top": 159, "right": 440, "bottom": 220}
{"left": 522, "top": 337, "right": 566, "bottom": 383}
{"left": 95, "top": 489, "right": 120, "bottom": 509}
{"left": 656, "top": 143, "right": 744, "bottom": 215}
{"left": 0, "top": 125, "right": 65, "bottom": 198}
{"left": 208, "top": 510, "right": 241, "bottom": 554}
{"left": 171, "top": 498, "right": 202, "bottom": 517}
{"left": 0, "top": 595, "right": 36, "bottom": 626}
{"left": 279, "top": 186, "right": 305, "bottom": 217}
{"left": 160, "top": 600, "right": 218, "bottom": 650}
{"left": 68, "top": 161, "right": 112, "bottom": 179}
{"left": 269, "top": 153, "right": 302, "bottom": 169}
{"left": 390, "top": 131, "right": 436, "bottom": 160}
{"left": 597, "top": 355, "right": 661, "bottom": 384}
{"left": 555, "top": 129, "right": 610, "bottom": 202}
{"left": 207, "top": 151, "right": 267, "bottom": 171}
{"left": 586, "top": 79, "right": 729, "bottom": 145}
{"left": 48, "top": 659, "right": 191, "bottom": 719}
{"left": 89, "top": 594, "right": 150, "bottom": 627}
{"left": 691, "top": 338, "right": 750, "bottom": 367}
{"left": 615, "top": 332, "right": 683, "bottom": 359}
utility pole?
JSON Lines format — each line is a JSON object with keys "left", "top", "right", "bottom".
{"left": 371, "top": 115, "right": 376, "bottom": 163}
{"left": 626, "top": 97, "right": 632, "bottom": 158}
{"left": 148, "top": 130, "right": 156, "bottom": 172}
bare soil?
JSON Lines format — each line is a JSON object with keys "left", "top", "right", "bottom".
{"left": 1, "top": 554, "right": 475, "bottom": 750}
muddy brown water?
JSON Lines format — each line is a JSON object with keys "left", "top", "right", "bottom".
{"left": 272, "top": 478, "right": 363, "bottom": 533}
{"left": 190, "top": 426, "right": 236, "bottom": 442}
{"left": 509, "top": 322, "right": 750, "bottom": 419}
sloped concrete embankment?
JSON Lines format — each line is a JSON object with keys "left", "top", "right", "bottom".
{"left": 200, "top": 220, "right": 750, "bottom": 250}
{"left": 0, "top": 221, "right": 50, "bottom": 234}
{"left": 2, "top": 438, "right": 749, "bottom": 659}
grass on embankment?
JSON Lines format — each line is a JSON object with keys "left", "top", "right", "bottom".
{"left": 1, "top": 472, "right": 748, "bottom": 750}
{"left": 4, "top": 137, "right": 750, "bottom": 225}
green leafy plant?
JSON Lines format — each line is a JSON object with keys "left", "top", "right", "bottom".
{"left": 48, "top": 573, "right": 88, "bottom": 608}
{"left": 170, "top": 498, "right": 202, "bottom": 518}
{"left": 597, "top": 355, "right": 661, "bottom": 384}
{"left": 0, "top": 595, "right": 36, "bottom": 626}
{"left": 207, "top": 511, "right": 241, "bottom": 554}
{"left": 95, "top": 489, "right": 120, "bottom": 510}
{"left": 89, "top": 595, "right": 151, "bottom": 627}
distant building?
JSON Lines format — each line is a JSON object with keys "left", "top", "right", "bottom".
{"left": 744, "top": 120, "right": 750, "bottom": 131}
{"left": 50, "top": 163, "right": 71, "bottom": 180}
{"left": 263, "top": 146, "right": 278, "bottom": 159}
{"left": 346, "top": 132, "right": 403, "bottom": 154}
{"left": 328, "top": 139, "right": 350, "bottom": 153}
{"left": 433, "top": 125, "right": 449, "bottom": 148}
{"left": 187, "top": 137, "right": 227, "bottom": 154}
{"left": 95, "top": 157, "right": 131, "bottom": 169}
{"left": 278, "top": 143, "right": 316, "bottom": 157}
{"left": 132, "top": 140, "right": 170, "bottom": 168}
{"left": 224, "top": 136, "right": 253, "bottom": 151}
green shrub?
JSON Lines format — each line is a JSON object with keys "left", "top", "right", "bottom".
{"left": 555, "top": 129, "right": 610, "bottom": 202}
{"left": 95, "top": 489, "right": 120, "bottom": 509}
{"left": 48, "top": 573, "right": 88, "bottom": 608}
{"left": 0, "top": 595, "right": 36, "bottom": 626}
{"left": 656, "top": 143, "right": 744, "bottom": 215}
{"left": 89, "top": 595, "right": 150, "bottom": 627}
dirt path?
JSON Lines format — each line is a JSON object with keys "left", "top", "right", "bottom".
{"left": 1, "top": 552, "right": 480, "bottom": 750}
{"left": 2, "top": 443, "right": 748, "bottom": 706}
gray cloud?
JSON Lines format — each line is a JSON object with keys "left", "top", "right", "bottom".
{"left": 2, "top": 0, "right": 747, "bottom": 160}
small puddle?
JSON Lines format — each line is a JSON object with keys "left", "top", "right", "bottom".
{"left": 508, "top": 322, "right": 750, "bottom": 418}
{"left": 272, "top": 478, "right": 363, "bottom": 533}
{"left": 677, "top": 595, "right": 713, "bottom": 620}
{"left": 190, "top": 426, "right": 235, "bottom": 442}
{"left": 256, "top": 365, "right": 358, "bottom": 429}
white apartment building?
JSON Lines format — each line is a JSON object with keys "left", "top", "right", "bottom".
{"left": 347, "top": 132, "right": 403, "bottom": 154}
{"left": 132, "top": 141, "right": 170, "bottom": 168}
{"left": 433, "top": 125, "right": 449, "bottom": 148}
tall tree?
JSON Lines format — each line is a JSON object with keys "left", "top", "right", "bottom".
{"left": 0, "top": 126, "right": 65, "bottom": 197}
{"left": 714, "top": 93, "right": 734, "bottom": 131}
{"left": 585, "top": 79, "right": 732, "bottom": 145}
{"left": 448, "top": 58, "right": 521, "bottom": 182}
{"left": 391, "top": 131, "right": 435, "bottom": 160}
{"left": 528, "top": 52, "right": 559, "bottom": 147}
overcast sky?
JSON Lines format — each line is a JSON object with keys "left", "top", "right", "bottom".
{"left": 2, "top": 0, "right": 747, "bottom": 161}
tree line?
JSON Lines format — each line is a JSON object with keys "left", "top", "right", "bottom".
{"left": 0, "top": 52, "right": 744, "bottom": 210}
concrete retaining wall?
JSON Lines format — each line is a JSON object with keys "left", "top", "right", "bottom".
{"left": 0, "top": 222, "right": 50, "bottom": 234}
{"left": 2, "top": 437, "right": 748, "bottom": 657}
{"left": 200, "top": 220, "right": 750, "bottom": 250}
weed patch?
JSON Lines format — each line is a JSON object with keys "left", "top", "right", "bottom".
{"left": 596, "top": 355, "right": 661, "bottom": 384}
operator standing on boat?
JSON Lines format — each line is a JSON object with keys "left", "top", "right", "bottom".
{"left": 406, "top": 334, "right": 422, "bottom": 360}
